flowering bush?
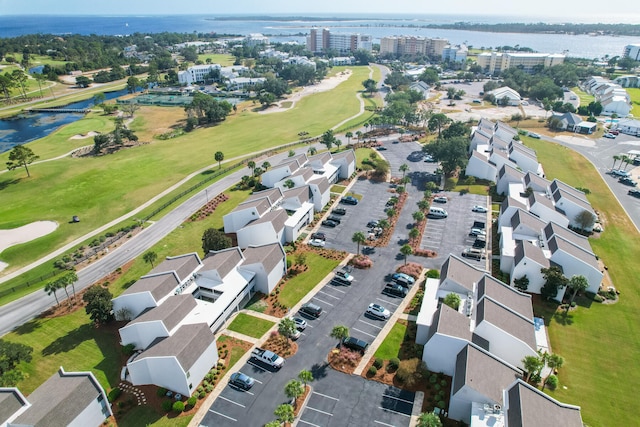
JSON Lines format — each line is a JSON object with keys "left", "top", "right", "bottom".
{"left": 350, "top": 254, "right": 373, "bottom": 269}
{"left": 396, "top": 262, "right": 422, "bottom": 279}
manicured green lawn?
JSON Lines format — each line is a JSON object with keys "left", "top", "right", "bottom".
{"left": 218, "top": 334, "right": 252, "bottom": 370}
{"left": 3, "top": 309, "right": 121, "bottom": 394}
{"left": 117, "top": 406, "right": 192, "bottom": 427}
{"left": 374, "top": 321, "right": 407, "bottom": 360}
{"left": 227, "top": 313, "right": 274, "bottom": 338}
{"left": 330, "top": 184, "right": 347, "bottom": 194}
{"left": 197, "top": 54, "right": 235, "bottom": 66}
{"left": 627, "top": 87, "right": 640, "bottom": 117}
{"left": 278, "top": 252, "right": 341, "bottom": 307}
{"left": 524, "top": 138, "right": 640, "bottom": 427}
{"left": 0, "top": 66, "right": 371, "bottom": 275}
{"left": 354, "top": 147, "right": 375, "bottom": 168}
{"left": 452, "top": 184, "right": 490, "bottom": 195}
{"left": 570, "top": 86, "right": 594, "bottom": 107}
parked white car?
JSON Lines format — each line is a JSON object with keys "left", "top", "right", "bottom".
{"left": 308, "top": 238, "right": 326, "bottom": 247}
{"left": 366, "top": 303, "right": 391, "bottom": 319}
{"left": 472, "top": 205, "right": 488, "bottom": 213}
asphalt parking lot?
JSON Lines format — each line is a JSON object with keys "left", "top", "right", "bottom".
{"left": 202, "top": 139, "right": 492, "bottom": 426}
{"left": 298, "top": 370, "right": 414, "bottom": 427}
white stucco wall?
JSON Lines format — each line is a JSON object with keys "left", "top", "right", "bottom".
{"left": 119, "top": 322, "right": 170, "bottom": 350}
{"left": 449, "top": 385, "right": 496, "bottom": 422}
{"left": 262, "top": 167, "right": 292, "bottom": 188}
{"left": 473, "top": 321, "right": 536, "bottom": 370}
{"left": 466, "top": 156, "right": 497, "bottom": 182}
{"left": 185, "top": 340, "right": 218, "bottom": 395}
{"left": 112, "top": 293, "right": 157, "bottom": 321}
{"left": 237, "top": 223, "right": 278, "bottom": 249}
{"left": 423, "top": 335, "right": 468, "bottom": 376}
{"left": 529, "top": 204, "right": 569, "bottom": 228}
{"left": 68, "top": 395, "right": 110, "bottom": 427}
{"left": 550, "top": 252, "right": 602, "bottom": 295}
{"left": 510, "top": 260, "right": 546, "bottom": 295}
{"left": 128, "top": 357, "right": 190, "bottom": 396}
{"left": 223, "top": 208, "right": 259, "bottom": 233}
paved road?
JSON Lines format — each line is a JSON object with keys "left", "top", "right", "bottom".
{"left": 0, "top": 146, "right": 320, "bottom": 336}
{"left": 536, "top": 132, "right": 640, "bottom": 232}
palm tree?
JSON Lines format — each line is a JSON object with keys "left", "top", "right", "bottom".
{"left": 274, "top": 404, "right": 295, "bottom": 424}
{"left": 298, "top": 370, "right": 313, "bottom": 387}
{"left": 247, "top": 160, "right": 256, "bottom": 174}
{"left": 417, "top": 200, "right": 430, "bottom": 211}
{"left": 214, "top": 151, "right": 224, "bottom": 169}
{"left": 356, "top": 130, "right": 362, "bottom": 141}
{"left": 409, "top": 227, "right": 420, "bottom": 240}
{"left": 143, "top": 251, "right": 158, "bottom": 268}
{"left": 63, "top": 271, "right": 79, "bottom": 299}
{"left": 261, "top": 161, "right": 271, "bottom": 171}
{"left": 412, "top": 211, "right": 425, "bottom": 223}
{"left": 57, "top": 277, "right": 72, "bottom": 306}
{"left": 621, "top": 155, "right": 631, "bottom": 171}
{"left": 566, "top": 275, "right": 589, "bottom": 311}
{"left": 611, "top": 154, "right": 621, "bottom": 170}
{"left": 400, "top": 244, "right": 413, "bottom": 265}
{"left": 44, "top": 280, "right": 60, "bottom": 305}
{"left": 307, "top": 146, "right": 317, "bottom": 156}
{"left": 284, "top": 379, "right": 304, "bottom": 403}
{"left": 522, "top": 355, "right": 543, "bottom": 383}
{"left": 330, "top": 325, "right": 349, "bottom": 346}
{"left": 345, "top": 131, "right": 353, "bottom": 145}
{"left": 278, "top": 318, "right": 297, "bottom": 347}
{"left": 399, "top": 163, "right": 409, "bottom": 180}
{"left": 352, "top": 231, "right": 367, "bottom": 255}
{"left": 417, "top": 412, "right": 443, "bottom": 427}
{"left": 542, "top": 354, "right": 564, "bottom": 391}
{"left": 386, "top": 208, "right": 396, "bottom": 220}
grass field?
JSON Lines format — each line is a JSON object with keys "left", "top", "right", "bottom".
{"left": 278, "top": 252, "right": 341, "bottom": 307}
{"left": 197, "top": 54, "right": 235, "bottom": 66}
{"left": 118, "top": 406, "right": 192, "bottom": 427}
{"left": 627, "top": 87, "right": 640, "bottom": 117}
{"left": 0, "top": 66, "right": 371, "bottom": 275}
{"left": 570, "top": 86, "right": 595, "bottom": 107}
{"left": 524, "top": 138, "right": 640, "bottom": 427}
{"left": 374, "top": 321, "right": 407, "bottom": 360}
{"left": 227, "top": 313, "right": 274, "bottom": 338}
{"left": 217, "top": 334, "right": 251, "bottom": 370}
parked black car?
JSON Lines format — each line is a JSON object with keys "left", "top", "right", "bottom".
{"left": 327, "top": 215, "right": 342, "bottom": 224}
{"left": 332, "top": 207, "right": 347, "bottom": 215}
{"left": 322, "top": 219, "right": 339, "bottom": 228}
{"left": 311, "top": 232, "right": 326, "bottom": 241}
{"left": 341, "top": 196, "right": 358, "bottom": 205}
{"left": 382, "top": 283, "right": 408, "bottom": 298}
{"left": 299, "top": 302, "right": 323, "bottom": 318}
{"left": 342, "top": 336, "right": 369, "bottom": 354}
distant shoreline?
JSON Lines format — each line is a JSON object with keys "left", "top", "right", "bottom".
{"left": 205, "top": 16, "right": 640, "bottom": 37}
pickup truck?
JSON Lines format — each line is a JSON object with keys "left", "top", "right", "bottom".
{"left": 251, "top": 348, "right": 285, "bottom": 369}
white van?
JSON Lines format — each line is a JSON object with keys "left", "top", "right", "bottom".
{"left": 428, "top": 207, "right": 448, "bottom": 218}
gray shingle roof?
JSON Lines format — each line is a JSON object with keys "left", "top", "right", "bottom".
{"left": 432, "top": 304, "right": 472, "bottom": 341}
{"left": 129, "top": 294, "right": 197, "bottom": 332}
{"left": 498, "top": 164, "right": 525, "bottom": 181}
{"left": 453, "top": 344, "right": 520, "bottom": 402}
{"left": 283, "top": 185, "right": 311, "bottom": 203}
{"left": 548, "top": 236, "right": 599, "bottom": 269}
{"left": 310, "top": 176, "right": 330, "bottom": 194}
{"left": 477, "top": 275, "right": 533, "bottom": 321}
{"left": 307, "top": 152, "right": 332, "bottom": 165}
{"left": 523, "top": 172, "right": 550, "bottom": 191}
{"left": 331, "top": 149, "right": 356, "bottom": 165}
{"left": 511, "top": 208, "right": 546, "bottom": 233}
{"left": 244, "top": 188, "right": 283, "bottom": 205}
{"left": 507, "top": 380, "right": 583, "bottom": 427}
{"left": 543, "top": 222, "right": 591, "bottom": 252}
{"left": 234, "top": 197, "right": 272, "bottom": 216}
{"left": 550, "top": 180, "right": 588, "bottom": 202}
{"left": 441, "top": 255, "right": 485, "bottom": 292}
{"left": 0, "top": 389, "right": 27, "bottom": 425}
{"left": 149, "top": 253, "right": 201, "bottom": 283}
{"left": 248, "top": 209, "right": 288, "bottom": 232}
{"left": 290, "top": 167, "right": 314, "bottom": 181}
{"left": 476, "top": 298, "right": 537, "bottom": 349}
{"left": 514, "top": 240, "right": 550, "bottom": 269}
{"left": 137, "top": 323, "right": 214, "bottom": 372}
{"left": 243, "top": 242, "right": 286, "bottom": 272}
{"left": 121, "top": 271, "right": 180, "bottom": 300}
{"left": 201, "top": 247, "right": 243, "bottom": 279}
{"left": 501, "top": 196, "right": 528, "bottom": 215}
{"left": 13, "top": 369, "right": 103, "bottom": 427}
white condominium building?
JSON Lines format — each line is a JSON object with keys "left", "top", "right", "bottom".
{"left": 476, "top": 52, "right": 565, "bottom": 74}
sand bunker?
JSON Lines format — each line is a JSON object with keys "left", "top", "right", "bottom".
{"left": 70, "top": 131, "right": 100, "bottom": 140}
{"left": 259, "top": 70, "right": 353, "bottom": 114}
{"left": 0, "top": 221, "right": 59, "bottom": 255}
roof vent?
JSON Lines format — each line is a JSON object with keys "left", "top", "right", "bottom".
{"left": 493, "top": 404, "right": 502, "bottom": 412}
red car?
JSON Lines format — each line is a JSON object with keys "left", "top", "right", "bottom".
{"left": 609, "top": 130, "right": 619, "bottom": 135}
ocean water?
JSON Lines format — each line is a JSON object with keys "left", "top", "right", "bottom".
{"left": 1, "top": 14, "right": 639, "bottom": 59}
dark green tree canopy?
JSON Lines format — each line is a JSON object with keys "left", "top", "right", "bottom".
{"left": 83, "top": 285, "right": 113, "bottom": 325}
{"left": 202, "top": 228, "right": 232, "bottom": 254}
{"left": 6, "top": 145, "right": 39, "bottom": 177}
{"left": 0, "top": 340, "right": 33, "bottom": 386}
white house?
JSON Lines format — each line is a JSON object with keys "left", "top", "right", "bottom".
{"left": 112, "top": 253, "right": 202, "bottom": 320}
{"left": 510, "top": 240, "right": 550, "bottom": 295}
{"left": 127, "top": 323, "right": 218, "bottom": 397}
{"left": 236, "top": 209, "right": 287, "bottom": 249}
{"left": 178, "top": 64, "right": 221, "bottom": 85}
{"left": 223, "top": 188, "right": 282, "bottom": 233}
{"left": 550, "top": 180, "right": 596, "bottom": 231}
{"left": 119, "top": 295, "right": 198, "bottom": 350}
{"left": 281, "top": 186, "right": 314, "bottom": 242}
{"left": 421, "top": 303, "right": 472, "bottom": 376}
{"left": 488, "top": 86, "right": 522, "bottom": 106}
{"left": 227, "top": 77, "right": 266, "bottom": 91}
{"left": 240, "top": 242, "right": 287, "bottom": 295}
{"left": 527, "top": 192, "right": 569, "bottom": 228}
{"left": 496, "top": 164, "right": 525, "bottom": 196}
{"left": 3, "top": 367, "right": 112, "bottom": 427}
{"left": 330, "top": 150, "right": 356, "bottom": 178}
{"left": 614, "top": 118, "right": 640, "bottom": 137}
{"left": 409, "top": 81, "right": 430, "bottom": 98}
{"left": 465, "top": 151, "right": 499, "bottom": 182}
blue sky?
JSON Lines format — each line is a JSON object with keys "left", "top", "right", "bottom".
{"left": 1, "top": 0, "right": 639, "bottom": 21}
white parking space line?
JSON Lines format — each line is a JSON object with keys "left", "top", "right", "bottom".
{"left": 244, "top": 390, "right": 254, "bottom": 396}
{"left": 382, "top": 394, "right": 414, "bottom": 405}
{"left": 312, "top": 297, "right": 334, "bottom": 306}
{"left": 377, "top": 298, "right": 398, "bottom": 306}
{"left": 253, "top": 379, "right": 263, "bottom": 384}
{"left": 327, "top": 286, "right": 347, "bottom": 293}
{"left": 378, "top": 407, "right": 411, "bottom": 417}
{"left": 208, "top": 409, "right": 237, "bottom": 422}
{"left": 246, "top": 361, "right": 267, "bottom": 371}
{"left": 359, "top": 319, "right": 383, "bottom": 329}
{"left": 317, "top": 290, "right": 341, "bottom": 300}
{"left": 299, "top": 419, "right": 322, "bottom": 427}
{"left": 218, "top": 396, "right": 245, "bottom": 408}
{"left": 306, "top": 406, "right": 334, "bottom": 416}
{"left": 313, "top": 391, "right": 340, "bottom": 401}
{"left": 373, "top": 421, "right": 396, "bottom": 427}
{"left": 352, "top": 327, "right": 377, "bottom": 338}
